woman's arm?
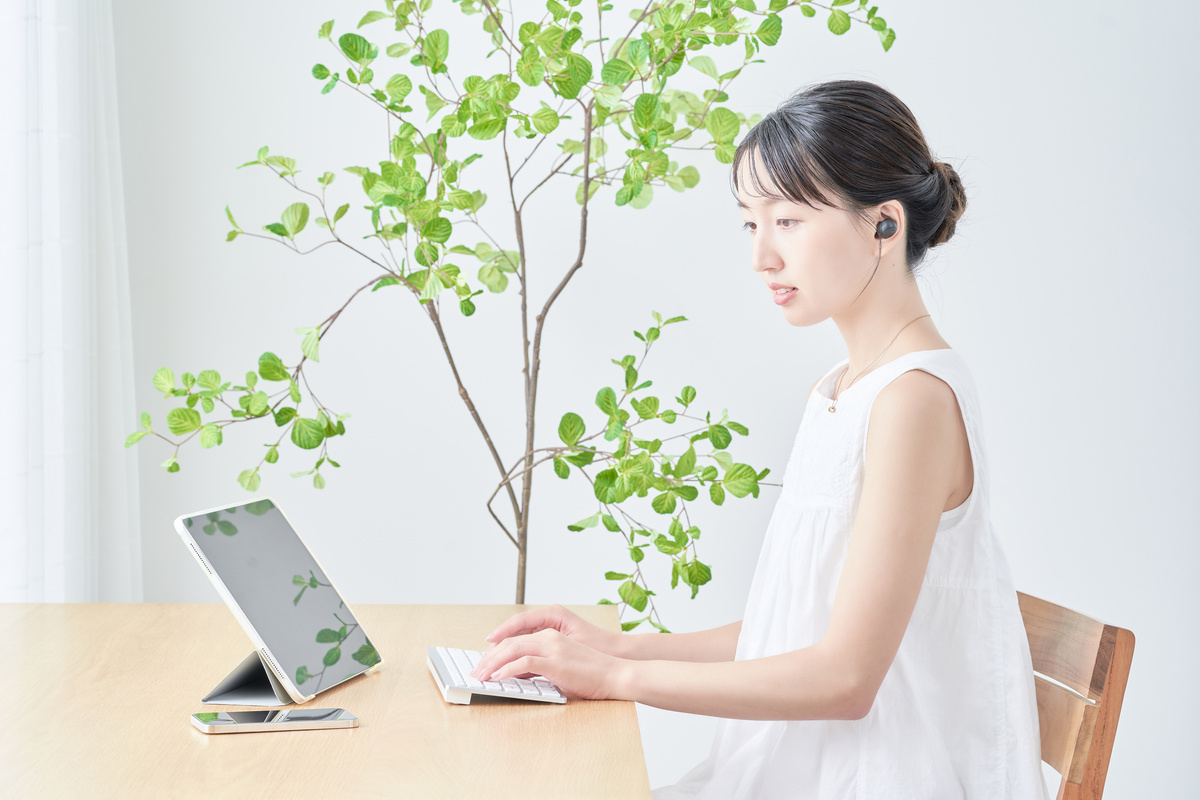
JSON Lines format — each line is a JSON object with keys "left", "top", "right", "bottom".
{"left": 608, "top": 371, "right": 968, "bottom": 721}
{"left": 609, "top": 620, "right": 742, "bottom": 662}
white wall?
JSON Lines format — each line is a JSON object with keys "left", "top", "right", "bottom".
{"left": 112, "top": 1, "right": 1195, "bottom": 795}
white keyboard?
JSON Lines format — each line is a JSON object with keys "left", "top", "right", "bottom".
{"left": 426, "top": 646, "right": 566, "bottom": 705}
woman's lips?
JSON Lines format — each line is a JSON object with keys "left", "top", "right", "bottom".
{"left": 772, "top": 287, "right": 798, "bottom": 305}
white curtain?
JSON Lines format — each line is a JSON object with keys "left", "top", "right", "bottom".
{"left": 0, "top": 0, "right": 142, "bottom": 602}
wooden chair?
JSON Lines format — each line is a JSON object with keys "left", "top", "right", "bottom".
{"left": 1016, "top": 591, "right": 1135, "bottom": 800}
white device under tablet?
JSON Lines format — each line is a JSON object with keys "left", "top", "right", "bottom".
{"left": 175, "top": 497, "right": 383, "bottom": 706}
{"left": 190, "top": 707, "right": 359, "bottom": 734}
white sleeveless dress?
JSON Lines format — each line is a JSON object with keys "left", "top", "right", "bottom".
{"left": 652, "top": 348, "right": 1049, "bottom": 800}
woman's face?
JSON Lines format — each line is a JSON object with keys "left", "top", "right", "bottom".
{"left": 735, "top": 152, "right": 878, "bottom": 327}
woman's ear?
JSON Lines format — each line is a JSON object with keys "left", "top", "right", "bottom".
{"left": 874, "top": 199, "right": 907, "bottom": 258}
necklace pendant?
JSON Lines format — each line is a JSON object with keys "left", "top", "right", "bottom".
{"left": 828, "top": 404, "right": 836, "bottom": 413}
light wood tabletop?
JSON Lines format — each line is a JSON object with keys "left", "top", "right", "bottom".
{"left": 0, "top": 602, "right": 653, "bottom": 799}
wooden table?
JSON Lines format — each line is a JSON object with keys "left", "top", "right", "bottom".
{"left": 0, "top": 602, "right": 652, "bottom": 798}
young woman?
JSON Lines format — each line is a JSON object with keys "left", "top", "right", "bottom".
{"left": 468, "top": 79, "right": 1049, "bottom": 799}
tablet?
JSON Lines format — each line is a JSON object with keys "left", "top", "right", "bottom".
{"left": 174, "top": 498, "right": 382, "bottom": 704}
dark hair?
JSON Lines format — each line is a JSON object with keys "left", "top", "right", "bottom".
{"left": 730, "top": 79, "right": 966, "bottom": 273}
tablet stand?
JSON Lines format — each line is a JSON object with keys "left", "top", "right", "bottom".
{"left": 201, "top": 650, "right": 294, "bottom": 706}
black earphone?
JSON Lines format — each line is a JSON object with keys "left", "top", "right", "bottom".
{"left": 875, "top": 217, "right": 898, "bottom": 239}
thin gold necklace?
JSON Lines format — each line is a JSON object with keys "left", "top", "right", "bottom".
{"left": 828, "top": 314, "right": 932, "bottom": 414}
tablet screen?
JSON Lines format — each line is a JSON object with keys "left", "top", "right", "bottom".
{"left": 181, "top": 499, "right": 380, "bottom": 693}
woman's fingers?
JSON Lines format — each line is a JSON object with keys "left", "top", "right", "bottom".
{"left": 485, "top": 607, "right": 551, "bottom": 642}
{"left": 471, "top": 629, "right": 551, "bottom": 680}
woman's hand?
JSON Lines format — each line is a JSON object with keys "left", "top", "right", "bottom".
{"left": 480, "top": 603, "right": 620, "bottom": 657}
{"left": 467, "top": 627, "right": 628, "bottom": 701}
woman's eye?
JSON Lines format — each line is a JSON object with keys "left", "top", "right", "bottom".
{"left": 741, "top": 219, "right": 796, "bottom": 233}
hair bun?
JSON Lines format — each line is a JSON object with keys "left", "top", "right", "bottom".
{"left": 929, "top": 161, "right": 966, "bottom": 247}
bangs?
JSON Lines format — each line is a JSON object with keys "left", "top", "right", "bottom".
{"left": 731, "top": 114, "right": 842, "bottom": 211}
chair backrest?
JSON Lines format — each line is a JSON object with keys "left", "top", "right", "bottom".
{"left": 1016, "top": 591, "right": 1135, "bottom": 800}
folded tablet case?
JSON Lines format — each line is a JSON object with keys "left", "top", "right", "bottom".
{"left": 203, "top": 649, "right": 294, "bottom": 706}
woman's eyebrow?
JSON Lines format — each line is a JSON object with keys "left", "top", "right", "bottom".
{"left": 735, "top": 196, "right": 789, "bottom": 210}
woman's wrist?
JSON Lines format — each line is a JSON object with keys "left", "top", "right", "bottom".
{"left": 599, "top": 627, "right": 634, "bottom": 659}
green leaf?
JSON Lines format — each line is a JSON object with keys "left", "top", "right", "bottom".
{"left": 605, "top": 571, "right": 631, "bottom": 580}
{"left": 651, "top": 492, "right": 676, "bottom": 515}
{"left": 756, "top": 14, "right": 782, "bottom": 46}
{"left": 242, "top": 391, "right": 265, "bottom": 417}
{"left": 558, "top": 412, "right": 585, "bottom": 446}
{"left": 553, "top": 456, "right": 569, "bottom": 479}
{"left": 468, "top": 118, "right": 505, "bottom": 140}
{"left": 124, "top": 430, "right": 148, "bottom": 447}
{"left": 679, "top": 385, "right": 696, "bottom": 405}
{"left": 531, "top": 106, "right": 559, "bottom": 134}
{"left": 631, "top": 396, "right": 659, "bottom": 420}
{"left": 265, "top": 445, "right": 279, "bottom": 464}
{"left": 567, "top": 512, "right": 600, "bottom": 532}
{"left": 653, "top": 534, "right": 684, "bottom": 555}
{"left": 314, "top": 472, "right": 326, "bottom": 490}
{"left": 274, "top": 407, "right": 297, "bottom": 427}
{"left": 602, "top": 513, "right": 621, "bottom": 532}
{"left": 688, "top": 55, "right": 718, "bottom": 80}
{"left": 316, "top": 628, "right": 341, "bottom": 643}
{"left": 259, "top": 352, "right": 289, "bottom": 381}
{"left": 600, "top": 58, "right": 633, "bottom": 84}
{"left": 167, "top": 408, "right": 202, "bottom": 435}
{"left": 386, "top": 73, "right": 412, "bottom": 101}
{"left": 727, "top": 421, "right": 749, "bottom": 436}
{"left": 593, "top": 468, "right": 619, "bottom": 504}
{"left": 297, "top": 327, "right": 320, "bottom": 362}
{"left": 422, "top": 217, "right": 452, "bottom": 243}
{"left": 281, "top": 202, "right": 309, "bottom": 236}
{"left": 723, "top": 463, "right": 759, "bottom": 498}
{"left": 339, "top": 32, "right": 374, "bottom": 65}
{"left": 595, "top": 387, "right": 618, "bottom": 416}
{"left": 563, "top": 448, "right": 596, "bottom": 468}
{"left": 217, "top": 520, "right": 237, "bottom": 536}
{"left": 827, "top": 8, "right": 851, "bottom": 35}
{"left": 289, "top": 379, "right": 301, "bottom": 403}
{"left": 312, "top": 63, "right": 330, "bottom": 80}
{"left": 152, "top": 367, "right": 175, "bottom": 393}
{"left": 199, "top": 424, "right": 221, "bottom": 449}
{"left": 291, "top": 418, "right": 326, "bottom": 450}
{"left": 352, "top": 640, "right": 381, "bottom": 666}
{"left": 140, "top": 411, "right": 152, "bottom": 430}
{"left": 323, "top": 646, "right": 342, "bottom": 667}
{"left": 237, "top": 468, "right": 261, "bottom": 492}
{"left": 688, "top": 560, "right": 713, "bottom": 586}
{"left": 295, "top": 665, "right": 312, "bottom": 685}
{"left": 357, "top": 10, "right": 389, "bottom": 27}
{"left": 704, "top": 107, "right": 739, "bottom": 144}
{"left": 618, "top": 580, "right": 648, "bottom": 612}
{"left": 676, "top": 446, "right": 697, "bottom": 477}
{"left": 709, "top": 424, "right": 733, "bottom": 449}
{"left": 632, "top": 93, "right": 662, "bottom": 131}
{"left": 423, "top": 29, "right": 449, "bottom": 69}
